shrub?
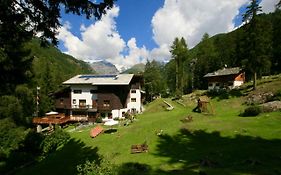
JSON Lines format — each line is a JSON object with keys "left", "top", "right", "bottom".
{"left": 40, "top": 128, "right": 70, "bottom": 155}
{"left": 77, "top": 159, "right": 117, "bottom": 175}
{"left": 0, "top": 96, "right": 23, "bottom": 124}
{"left": 22, "top": 130, "right": 44, "bottom": 156}
{"left": 273, "top": 89, "right": 281, "bottom": 101}
{"left": 95, "top": 116, "right": 103, "bottom": 123}
{"left": 124, "top": 112, "right": 134, "bottom": 121}
{"left": 241, "top": 105, "right": 262, "bottom": 117}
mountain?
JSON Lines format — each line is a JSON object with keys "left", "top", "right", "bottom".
{"left": 122, "top": 63, "right": 145, "bottom": 74}
{"left": 90, "top": 61, "right": 119, "bottom": 74}
{"left": 25, "top": 38, "right": 94, "bottom": 88}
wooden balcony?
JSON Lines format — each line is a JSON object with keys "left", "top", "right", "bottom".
{"left": 71, "top": 105, "right": 97, "bottom": 112}
{"left": 70, "top": 115, "right": 88, "bottom": 122}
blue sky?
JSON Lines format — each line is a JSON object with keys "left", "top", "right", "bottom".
{"left": 59, "top": 0, "right": 163, "bottom": 52}
{"left": 57, "top": 0, "right": 278, "bottom": 70}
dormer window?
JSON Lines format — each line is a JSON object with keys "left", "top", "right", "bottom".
{"left": 73, "top": 90, "right": 82, "bottom": 94}
{"left": 103, "top": 100, "right": 110, "bottom": 107}
{"left": 90, "top": 89, "right": 98, "bottom": 94}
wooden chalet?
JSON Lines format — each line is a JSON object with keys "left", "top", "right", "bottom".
{"left": 33, "top": 74, "right": 144, "bottom": 128}
{"left": 204, "top": 67, "right": 245, "bottom": 90}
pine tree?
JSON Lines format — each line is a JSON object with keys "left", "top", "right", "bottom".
{"left": 242, "top": 0, "right": 271, "bottom": 90}
{"left": 170, "top": 37, "right": 189, "bottom": 97}
{"left": 272, "top": 7, "right": 281, "bottom": 73}
{"left": 193, "top": 33, "right": 218, "bottom": 89}
{"left": 277, "top": 0, "right": 281, "bottom": 9}
{"left": 144, "top": 60, "right": 166, "bottom": 101}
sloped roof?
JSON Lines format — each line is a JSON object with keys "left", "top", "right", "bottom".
{"left": 204, "top": 67, "right": 242, "bottom": 78}
{"left": 63, "top": 74, "right": 134, "bottom": 85}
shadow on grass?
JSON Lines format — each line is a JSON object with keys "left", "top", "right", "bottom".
{"left": 154, "top": 129, "right": 281, "bottom": 175}
{"left": 17, "top": 138, "right": 100, "bottom": 175}
{"left": 104, "top": 128, "right": 118, "bottom": 134}
{"left": 118, "top": 162, "right": 152, "bottom": 175}
{"left": 207, "top": 89, "right": 244, "bottom": 101}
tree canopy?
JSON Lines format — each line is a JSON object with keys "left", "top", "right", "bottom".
{"left": 144, "top": 60, "right": 166, "bottom": 101}
{"left": 0, "top": 0, "right": 114, "bottom": 94}
{"left": 0, "top": 0, "right": 115, "bottom": 46}
{"left": 241, "top": 0, "right": 271, "bottom": 90}
{"left": 170, "top": 37, "right": 189, "bottom": 97}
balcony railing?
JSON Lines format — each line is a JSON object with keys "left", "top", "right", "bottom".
{"left": 33, "top": 116, "right": 70, "bottom": 125}
{"left": 71, "top": 105, "right": 96, "bottom": 109}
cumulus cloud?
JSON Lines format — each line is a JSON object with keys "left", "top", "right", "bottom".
{"left": 152, "top": 0, "right": 248, "bottom": 52}
{"left": 58, "top": 6, "right": 151, "bottom": 70}
{"left": 260, "top": 0, "right": 279, "bottom": 13}
{"left": 108, "top": 38, "right": 149, "bottom": 70}
{"left": 58, "top": 6, "right": 125, "bottom": 61}
{"left": 58, "top": 0, "right": 278, "bottom": 69}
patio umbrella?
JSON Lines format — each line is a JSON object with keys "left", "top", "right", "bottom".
{"left": 104, "top": 120, "right": 118, "bottom": 126}
{"left": 104, "top": 120, "right": 119, "bottom": 132}
{"left": 46, "top": 111, "right": 58, "bottom": 115}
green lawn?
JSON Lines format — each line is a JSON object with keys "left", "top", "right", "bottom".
{"left": 17, "top": 96, "right": 281, "bottom": 175}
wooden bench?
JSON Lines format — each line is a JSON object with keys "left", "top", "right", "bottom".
{"left": 131, "top": 143, "right": 148, "bottom": 154}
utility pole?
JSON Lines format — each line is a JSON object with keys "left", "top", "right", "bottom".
{"left": 190, "top": 58, "right": 197, "bottom": 91}
{"left": 36, "top": 86, "right": 40, "bottom": 117}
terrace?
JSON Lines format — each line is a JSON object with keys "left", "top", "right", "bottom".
{"left": 33, "top": 114, "right": 70, "bottom": 125}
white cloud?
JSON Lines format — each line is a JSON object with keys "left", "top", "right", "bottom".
{"left": 260, "top": 0, "right": 278, "bottom": 13}
{"left": 150, "top": 44, "right": 170, "bottom": 62}
{"left": 108, "top": 38, "right": 150, "bottom": 70}
{"left": 58, "top": 1, "right": 279, "bottom": 69}
{"left": 151, "top": 0, "right": 249, "bottom": 60}
{"left": 58, "top": 6, "right": 125, "bottom": 61}
{"left": 58, "top": 6, "right": 150, "bottom": 70}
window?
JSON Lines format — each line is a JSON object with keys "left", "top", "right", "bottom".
{"left": 131, "top": 90, "right": 136, "bottom": 93}
{"left": 60, "top": 98, "right": 64, "bottom": 105}
{"left": 131, "top": 98, "right": 136, "bottom": 102}
{"left": 73, "top": 90, "right": 82, "bottom": 94}
{"left": 131, "top": 108, "right": 137, "bottom": 114}
{"left": 215, "top": 83, "right": 220, "bottom": 87}
{"left": 79, "top": 100, "right": 86, "bottom": 107}
{"left": 103, "top": 100, "right": 110, "bottom": 107}
{"left": 73, "top": 99, "right": 76, "bottom": 104}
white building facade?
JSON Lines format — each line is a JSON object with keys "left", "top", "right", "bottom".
{"left": 63, "top": 74, "right": 143, "bottom": 120}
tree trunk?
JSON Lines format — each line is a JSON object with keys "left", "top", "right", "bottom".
{"left": 253, "top": 72, "right": 257, "bottom": 90}
{"left": 175, "top": 58, "right": 179, "bottom": 96}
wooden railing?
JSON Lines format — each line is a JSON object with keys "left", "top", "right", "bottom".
{"left": 71, "top": 105, "right": 97, "bottom": 109}
{"left": 33, "top": 116, "right": 70, "bottom": 125}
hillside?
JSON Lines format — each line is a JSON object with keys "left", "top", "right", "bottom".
{"left": 176, "top": 10, "right": 281, "bottom": 91}
{"left": 122, "top": 63, "right": 145, "bottom": 74}
{"left": 90, "top": 61, "right": 119, "bottom": 74}
{"left": 25, "top": 38, "right": 93, "bottom": 88}
{"left": 188, "top": 12, "right": 268, "bottom": 62}
{"left": 17, "top": 75, "right": 281, "bottom": 175}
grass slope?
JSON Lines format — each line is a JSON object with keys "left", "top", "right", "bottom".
{"left": 17, "top": 80, "right": 281, "bottom": 175}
